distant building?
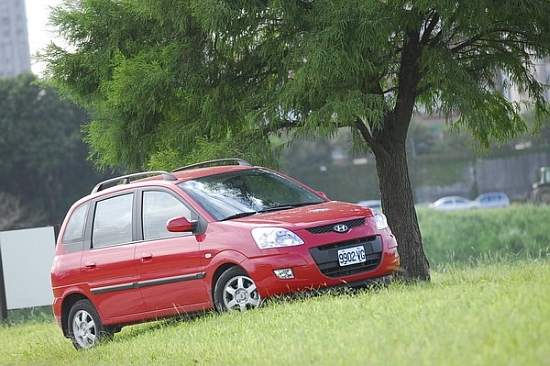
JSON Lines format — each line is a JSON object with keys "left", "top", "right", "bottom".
{"left": 485, "top": 58, "right": 550, "bottom": 110}
{"left": 0, "top": 0, "right": 31, "bottom": 78}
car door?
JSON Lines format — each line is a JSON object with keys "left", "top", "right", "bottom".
{"left": 135, "top": 189, "right": 209, "bottom": 314}
{"left": 81, "top": 192, "right": 146, "bottom": 320}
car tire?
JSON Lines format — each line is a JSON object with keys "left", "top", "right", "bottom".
{"left": 68, "top": 299, "right": 110, "bottom": 349}
{"left": 213, "top": 267, "right": 261, "bottom": 312}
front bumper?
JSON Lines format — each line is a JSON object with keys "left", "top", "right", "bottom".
{"left": 247, "top": 237, "right": 400, "bottom": 298}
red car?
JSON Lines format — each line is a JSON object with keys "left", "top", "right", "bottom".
{"left": 51, "top": 159, "right": 400, "bottom": 349}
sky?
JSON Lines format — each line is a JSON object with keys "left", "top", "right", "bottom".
{"left": 25, "top": 0, "right": 63, "bottom": 75}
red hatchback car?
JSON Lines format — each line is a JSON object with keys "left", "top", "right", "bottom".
{"left": 51, "top": 159, "right": 400, "bottom": 349}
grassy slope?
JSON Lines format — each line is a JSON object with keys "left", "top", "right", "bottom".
{"left": 1, "top": 260, "right": 549, "bottom": 365}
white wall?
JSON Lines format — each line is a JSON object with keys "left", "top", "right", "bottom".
{"left": 0, "top": 227, "right": 55, "bottom": 309}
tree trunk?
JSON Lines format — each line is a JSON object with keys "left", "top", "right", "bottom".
{"left": 374, "top": 140, "right": 430, "bottom": 281}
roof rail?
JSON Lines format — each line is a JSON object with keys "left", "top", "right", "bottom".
{"left": 171, "top": 158, "right": 253, "bottom": 172}
{"left": 91, "top": 171, "right": 177, "bottom": 194}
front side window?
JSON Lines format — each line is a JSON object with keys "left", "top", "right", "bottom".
{"left": 92, "top": 194, "right": 133, "bottom": 248}
{"left": 179, "top": 169, "right": 325, "bottom": 221}
{"left": 142, "top": 191, "right": 193, "bottom": 240}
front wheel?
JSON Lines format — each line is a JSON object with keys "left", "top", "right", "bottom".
{"left": 213, "top": 267, "right": 261, "bottom": 312}
{"left": 67, "top": 299, "right": 110, "bottom": 349}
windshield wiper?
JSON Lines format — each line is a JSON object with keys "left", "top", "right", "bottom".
{"left": 220, "top": 211, "right": 257, "bottom": 221}
{"left": 222, "top": 202, "right": 322, "bottom": 220}
{"left": 258, "top": 202, "right": 321, "bottom": 213}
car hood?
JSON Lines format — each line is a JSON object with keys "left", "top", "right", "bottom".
{"left": 230, "top": 201, "right": 373, "bottom": 228}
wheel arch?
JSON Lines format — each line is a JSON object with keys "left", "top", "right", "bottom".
{"left": 60, "top": 293, "right": 89, "bottom": 337}
{"left": 210, "top": 263, "right": 244, "bottom": 302}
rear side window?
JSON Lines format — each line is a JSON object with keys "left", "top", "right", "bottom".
{"left": 62, "top": 202, "right": 89, "bottom": 243}
{"left": 142, "top": 191, "right": 193, "bottom": 240}
{"left": 92, "top": 194, "right": 133, "bottom": 248}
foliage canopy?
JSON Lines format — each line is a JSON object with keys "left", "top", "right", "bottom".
{"left": 41, "top": 0, "right": 550, "bottom": 279}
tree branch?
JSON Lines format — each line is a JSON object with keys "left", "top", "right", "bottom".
{"left": 421, "top": 12, "right": 440, "bottom": 45}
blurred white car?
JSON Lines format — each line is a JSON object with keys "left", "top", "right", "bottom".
{"left": 475, "top": 192, "right": 510, "bottom": 208}
{"left": 430, "top": 196, "right": 479, "bottom": 210}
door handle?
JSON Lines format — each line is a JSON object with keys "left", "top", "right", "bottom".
{"left": 83, "top": 261, "right": 97, "bottom": 269}
{"left": 140, "top": 253, "right": 153, "bottom": 262}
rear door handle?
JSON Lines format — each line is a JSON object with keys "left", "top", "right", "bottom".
{"left": 140, "top": 253, "right": 153, "bottom": 262}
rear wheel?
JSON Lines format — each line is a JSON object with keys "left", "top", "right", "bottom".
{"left": 214, "top": 267, "right": 261, "bottom": 312}
{"left": 68, "top": 299, "right": 111, "bottom": 349}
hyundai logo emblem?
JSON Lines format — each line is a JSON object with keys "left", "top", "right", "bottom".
{"left": 333, "top": 224, "right": 349, "bottom": 233}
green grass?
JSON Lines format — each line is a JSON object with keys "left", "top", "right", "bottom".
{"left": 3, "top": 207, "right": 549, "bottom": 364}
{"left": 1, "top": 260, "right": 549, "bottom": 365}
{"left": 5, "top": 306, "right": 53, "bottom": 324}
{"left": 418, "top": 204, "right": 550, "bottom": 266}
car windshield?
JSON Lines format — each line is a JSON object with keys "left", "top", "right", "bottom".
{"left": 178, "top": 169, "right": 325, "bottom": 221}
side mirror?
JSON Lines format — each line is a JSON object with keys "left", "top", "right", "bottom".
{"left": 166, "top": 216, "right": 197, "bottom": 233}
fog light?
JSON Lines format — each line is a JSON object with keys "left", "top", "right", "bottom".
{"left": 274, "top": 268, "right": 294, "bottom": 279}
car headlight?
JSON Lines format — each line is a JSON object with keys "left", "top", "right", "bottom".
{"left": 372, "top": 210, "right": 389, "bottom": 230}
{"left": 251, "top": 228, "right": 304, "bottom": 249}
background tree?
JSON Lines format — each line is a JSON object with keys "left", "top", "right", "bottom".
{"left": 42, "top": 0, "right": 550, "bottom": 280}
{"left": 515, "top": 108, "right": 550, "bottom": 149}
{"left": 406, "top": 123, "right": 440, "bottom": 157}
{"left": 0, "top": 73, "right": 111, "bottom": 227}
{"left": 0, "top": 193, "right": 25, "bottom": 230}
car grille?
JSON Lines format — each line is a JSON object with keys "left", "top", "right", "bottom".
{"left": 309, "top": 236, "right": 383, "bottom": 278}
{"left": 306, "top": 218, "right": 365, "bottom": 234}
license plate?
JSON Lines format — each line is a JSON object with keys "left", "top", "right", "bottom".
{"left": 337, "top": 246, "right": 366, "bottom": 267}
